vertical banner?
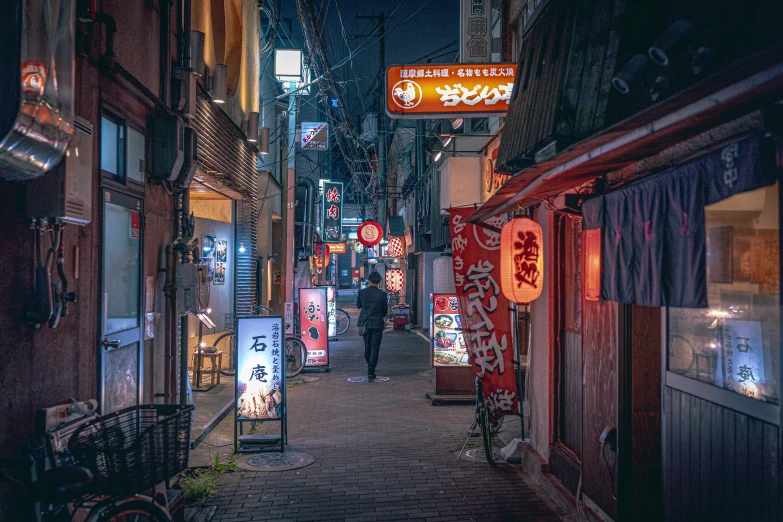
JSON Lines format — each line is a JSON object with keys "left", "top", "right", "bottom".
{"left": 322, "top": 182, "right": 343, "bottom": 242}
{"left": 460, "top": 0, "right": 492, "bottom": 63}
{"left": 284, "top": 302, "right": 294, "bottom": 335}
{"left": 320, "top": 285, "right": 338, "bottom": 338}
{"left": 449, "top": 208, "right": 518, "bottom": 421}
{"left": 236, "top": 316, "right": 285, "bottom": 420}
{"left": 299, "top": 288, "right": 329, "bottom": 367}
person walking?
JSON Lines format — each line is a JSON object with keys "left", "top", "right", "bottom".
{"left": 356, "top": 271, "right": 387, "bottom": 381}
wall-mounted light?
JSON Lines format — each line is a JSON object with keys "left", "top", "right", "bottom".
{"left": 439, "top": 133, "right": 453, "bottom": 147}
{"left": 584, "top": 228, "right": 601, "bottom": 301}
{"left": 259, "top": 127, "right": 270, "bottom": 155}
{"left": 208, "top": 64, "right": 228, "bottom": 103}
{"left": 239, "top": 242, "right": 246, "bottom": 253}
{"left": 190, "top": 31, "right": 205, "bottom": 76}
{"left": 427, "top": 147, "right": 444, "bottom": 162}
{"left": 451, "top": 118, "right": 464, "bottom": 130}
{"left": 649, "top": 20, "right": 693, "bottom": 66}
{"left": 611, "top": 54, "right": 650, "bottom": 95}
{"left": 245, "top": 112, "right": 259, "bottom": 142}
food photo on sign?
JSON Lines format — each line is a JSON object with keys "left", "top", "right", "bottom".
{"left": 235, "top": 316, "right": 284, "bottom": 420}
{"left": 431, "top": 294, "right": 469, "bottom": 367}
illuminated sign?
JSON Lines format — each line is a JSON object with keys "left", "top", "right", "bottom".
{"left": 301, "top": 122, "right": 328, "bottom": 151}
{"left": 322, "top": 182, "right": 343, "bottom": 242}
{"left": 385, "top": 63, "right": 518, "bottom": 119}
{"left": 299, "top": 288, "right": 329, "bottom": 367}
{"left": 236, "top": 316, "right": 285, "bottom": 419}
{"left": 431, "top": 294, "right": 469, "bottom": 367}
{"left": 325, "top": 242, "right": 347, "bottom": 254}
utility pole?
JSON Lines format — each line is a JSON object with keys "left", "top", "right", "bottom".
{"left": 354, "top": 13, "right": 388, "bottom": 227}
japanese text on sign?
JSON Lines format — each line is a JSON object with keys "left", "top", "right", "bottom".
{"left": 322, "top": 182, "right": 343, "bottom": 242}
{"left": 236, "top": 316, "right": 284, "bottom": 419}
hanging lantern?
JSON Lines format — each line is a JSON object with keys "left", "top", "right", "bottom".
{"left": 357, "top": 220, "right": 384, "bottom": 247}
{"left": 386, "top": 236, "right": 405, "bottom": 258}
{"left": 584, "top": 228, "right": 601, "bottom": 301}
{"left": 499, "top": 217, "right": 544, "bottom": 303}
{"left": 385, "top": 268, "right": 404, "bottom": 293}
{"left": 314, "top": 243, "right": 330, "bottom": 269}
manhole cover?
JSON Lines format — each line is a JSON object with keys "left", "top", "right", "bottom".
{"left": 462, "top": 447, "right": 503, "bottom": 462}
{"left": 302, "top": 376, "right": 321, "bottom": 383}
{"left": 236, "top": 452, "right": 314, "bottom": 472}
{"left": 347, "top": 376, "right": 390, "bottom": 383}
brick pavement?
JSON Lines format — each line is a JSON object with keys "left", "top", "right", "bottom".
{"left": 206, "top": 295, "right": 568, "bottom": 522}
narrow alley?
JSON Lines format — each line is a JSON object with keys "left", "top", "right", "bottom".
{"left": 198, "top": 295, "right": 566, "bottom": 521}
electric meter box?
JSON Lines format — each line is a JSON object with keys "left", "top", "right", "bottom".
{"left": 26, "top": 117, "right": 93, "bottom": 225}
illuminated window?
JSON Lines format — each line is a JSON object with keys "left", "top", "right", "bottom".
{"left": 667, "top": 183, "right": 780, "bottom": 404}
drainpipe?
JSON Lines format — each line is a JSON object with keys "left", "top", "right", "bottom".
{"left": 164, "top": 244, "right": 177, "bottom": 404}
{"left": 159, "top": 0, "right": 170, "bottom": 105}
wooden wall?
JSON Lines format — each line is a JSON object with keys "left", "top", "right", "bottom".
{"left": 663, "top": 387, "right": 780, "bottom": 521}
{"left": 581, "top": 298, "right": 618, "bottom": 519}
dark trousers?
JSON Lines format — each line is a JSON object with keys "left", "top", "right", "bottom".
{"left": 363, "top": 328, "right": 383, "bottom": 376}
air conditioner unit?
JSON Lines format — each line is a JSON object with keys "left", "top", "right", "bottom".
{"left": 150, "top": 113, "right": 184, "bottom": 181}
{"left": 26, "top": 117, "right": 93, "bottom": 225}
{"left": 174, "top": 127, "right": 198, "bottom": 188}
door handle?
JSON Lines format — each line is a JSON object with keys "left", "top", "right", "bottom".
{"left": 102, "top": 337, "right": 121, "bottom": 351}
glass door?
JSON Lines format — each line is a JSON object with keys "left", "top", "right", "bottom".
{"left": 100, "top": 189, "right": 143, "bottom": 413}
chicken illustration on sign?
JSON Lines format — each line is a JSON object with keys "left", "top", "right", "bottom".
{"left": 386, "top": 63, "right": 518, "bottom": 118}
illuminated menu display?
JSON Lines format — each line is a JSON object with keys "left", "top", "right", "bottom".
{"left": 431, "top": 294, "right": 469, "bottom": 367}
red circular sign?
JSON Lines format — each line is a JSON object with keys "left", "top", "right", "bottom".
{"left": 357, "top": 221, "right": 383, "bottom": 247}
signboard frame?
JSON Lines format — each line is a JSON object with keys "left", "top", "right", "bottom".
{"left": 385, "top": 63, "right": 518, "bottom": 119}
{"left": 301, "top": 122, "right": 329, "bottom": 151}
{"left": 431, "top": 294, "right": 470, "bottom": 368}
{"left": 317, "top": 284, "right": 338, "bottom": 339}
{"left": 234, "top": 315, "right": 286, "bottom": 453}
{"left": 298, "top": 287, "right": 331, "bottom": 370}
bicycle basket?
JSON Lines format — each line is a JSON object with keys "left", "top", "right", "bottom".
{"left": 67, "top": 405, "right": 193, "bottom": 496}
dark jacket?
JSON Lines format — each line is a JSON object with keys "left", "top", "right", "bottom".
{"left": 357, "top": 285, "right": 387, "bottom": 330}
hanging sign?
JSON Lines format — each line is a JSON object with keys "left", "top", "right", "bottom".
{"left": 449, "top": 207, "right": 518, "bottom": 422}
{"left": 385, "top": 63, "right": 517, "bottom": 119}
{"left": 460, "top": 0, "right": 492, "bottom": 63}
{"left": 322, "top": 181, "right": 343, "bottom": 242}
{"left": 357, "top": 220, "right": 384, "bottom": 246}
{"left": 499, "top": 217, "right": 544, "bottom": 303}
{"left": 431, "top": 294, "right": 470, "bottom": 367}
{"left": 235, "top": 316, "right": 285, "bottom": 420}
{"left": 301, "top": 122, "right": 328, "bottom": 150}
{"left": 298, "top": 288, "right": 329, "bottom": 367}
{"left": 325, "top": 242, "right": 347, "bottom": 254}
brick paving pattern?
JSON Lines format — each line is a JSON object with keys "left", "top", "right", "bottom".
{"left": 206, "top": 296, "right": 567, "bottom": 521}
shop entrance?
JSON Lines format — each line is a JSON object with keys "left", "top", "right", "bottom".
{"left": 99, "top": 189, "right": 144, "bottom": 414}
{"left": 187, "top": 181, "right": 238, "bottom": 444}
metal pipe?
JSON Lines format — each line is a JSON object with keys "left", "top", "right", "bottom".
{"left": 183, "top": 0, "right": 192, "bottom": 69}
{"left": 164, "top": 244, "right": 177, "bottom": 403}
{"left": 180, "top": 314, "right": 189, "bottom": 405}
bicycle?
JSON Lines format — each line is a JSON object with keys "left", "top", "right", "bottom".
{"left": 334, "top": 308, "right": 350, "bottom": 335}
{"left": 217, "top": 306, "right": 307, "bottom": 378}
{"left": 0, "top": 404, "right": 192, "bottom": 522}
{"left": 457, "top": 377, "right": 503, "bottom": 465}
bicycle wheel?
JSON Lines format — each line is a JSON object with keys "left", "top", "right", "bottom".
{"left": 335, "top": 308, "right": 350, "bottom": 335}
{"left": 86, "top": 496, "right": 171, "bottom": 522}
{"left": 215, "top": 332, "right": 236, "bottom": 376}
{"left": 668, "top": 334, "right": 696, "bottom": 376}
{"left": 285, "top": 337, "right": 307, "bottom": 378}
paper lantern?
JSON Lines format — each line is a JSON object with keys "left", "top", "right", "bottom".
{"left": 584, "top": 228, "right": 601, "bottom": 301}
{"left": 385, "top": 268, "right": 404, "bottom": 293}
{"left": 499, "top": 217, "right": 544, "bottom": 303}
{"left": 357, "top": 220, "right": 384, "bottom": 247}
{"left": 313, "top": 243, "right": 330, "bottom": 269}
{"left": 386, "top": 236, "right": 404, "bottom": 258}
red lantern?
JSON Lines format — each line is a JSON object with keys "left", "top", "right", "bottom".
{"left": 357, "top": 220, "right": 384, "bottom": 247}
{"left": 314, "top": 243, "right": 330, "bottom": 268}
{"left": 385, "top": 268, "right": 404, "bottom": 293}
{"left": 584, "top": 228, "right": 601, "bottom": 301}
{"left": 499, "top": 217, "right": 544, "bottom": 303}
{"left": 386, "top": 236, "right": 405, "bottom": 258}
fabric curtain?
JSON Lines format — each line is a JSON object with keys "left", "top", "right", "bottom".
{"left": 580, "top": 134, "right": 774, "bottom": 308}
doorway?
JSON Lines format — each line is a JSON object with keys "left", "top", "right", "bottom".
{"left": 100, "top": 189, "right": 143, "bottom": 414}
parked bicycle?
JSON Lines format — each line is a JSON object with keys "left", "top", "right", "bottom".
{"left": 457, "top": 377, "right": 503, "bottom": 465}
{"left": 217, "top": 305, "right": 308, "bottom": 378}
{"left": 0, "top": 404, "right": 192, "bottom": 522}
{"left": 334, "top": 308, "right": 350, "bottom": 335}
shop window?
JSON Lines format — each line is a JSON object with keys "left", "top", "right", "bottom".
{"left": 667, "top": 183, "right": 780, "bottom": 405}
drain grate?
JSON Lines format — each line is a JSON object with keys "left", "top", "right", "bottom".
{"left": 462, "top": 447, "right": 503, "bottom": 462}
{"left": 346, "top": 376, "right": 390, "bottom": 383}
{"left": 236, "top": 452, "right": 315, "bottom": 472}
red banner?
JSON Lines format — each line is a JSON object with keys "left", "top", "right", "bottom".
{"left": 299, "top": 288, "right": 329, "bottom": 367}
{"left": 449, "top": 208, "right": 518, "bottom": 421}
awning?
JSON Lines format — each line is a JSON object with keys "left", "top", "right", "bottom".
{"left": 581, "top": 134, "right": 776, "bottom": 308}
{"left": 387, "top": 215, "right": 405, "bottom": 237}
{"left": 468, "top": 46, "right": 783, "bottom": 224}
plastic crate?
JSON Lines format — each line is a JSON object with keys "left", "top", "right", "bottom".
{"left": 67, "top": 405, "right": 193, "bottom": 496}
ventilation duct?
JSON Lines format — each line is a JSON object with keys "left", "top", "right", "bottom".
{"left": 0, "top": 0, "right": 75, "bottom": 181}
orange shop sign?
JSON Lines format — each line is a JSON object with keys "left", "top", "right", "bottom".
{"left": 385, "top": 63, "right": 518, "bottom": 119}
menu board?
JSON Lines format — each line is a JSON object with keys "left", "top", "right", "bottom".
{"left": 299, "top": 288, "right": 329, "bottom": 367}
{"left": 235, "top": 316, "right": 284, "bottom": 419}
{"left": 431, "top": 294, "right": 470, "bottom": 367}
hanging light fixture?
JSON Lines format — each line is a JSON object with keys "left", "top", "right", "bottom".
{"left": 584, "top": 229, "right": 601, "bottom": 301}
{"left": 258, "top": 127, "right": 270, "bottom": 154}
{"left": 386, "top": 236, "right": 405, "bottom": 258}
{"left": 385, "top": 268, "right": 404, "bottom": 293}
{"left": 315, "top": 243, "right": 330, "bottom": 268}
{"left": 451, "top": 118, "right": 464, "bottom": 130}
{"left": 210, "top": 64, "right": 228, "bottom": 103}
{"left": 246, "top": 112, "right": 259, "bottom": 142}
{"left": 499, "top": 217, "right": 544, "bottom": 303}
